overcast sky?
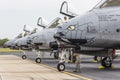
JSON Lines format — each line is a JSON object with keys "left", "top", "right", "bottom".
{"left": 0, "top": 0, "right": 101, "bottom": 39}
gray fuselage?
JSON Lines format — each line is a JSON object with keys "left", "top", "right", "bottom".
{"left": 56, "top": 7, "right": 120, "bottom": 49}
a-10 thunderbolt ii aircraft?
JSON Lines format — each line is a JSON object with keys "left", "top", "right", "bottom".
{"left": 4, "top": 33, "right": 23, "bottom": 48}
{"left": 54, "top": 0, "right": 120, "bottom": 71}
{"left": 14, "top": 25, "right": 38, "bottom": 50}
{"left": 14, "top": 25, "right": 39, "bottom": 59}
{"left": 26, "top": 17, "right": 63, "bottom": 63}
{"left": 4, "top": 25, "right": 32, "bottom": 49}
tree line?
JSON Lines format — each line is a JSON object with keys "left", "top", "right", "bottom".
{"left": 0, "top": 38, "right": 9, "bottom": 46}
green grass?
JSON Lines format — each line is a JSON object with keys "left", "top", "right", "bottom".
{"left": 0, "top": 48, "right": 23, "bottom": 52}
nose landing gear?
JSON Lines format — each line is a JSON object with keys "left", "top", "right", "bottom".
{"left": 35, "top": 58, "right": 41, "bottom": 63}
{"left": 35, "top": 50, "right": 42, "bottom": 63}
{"left": 21, "top": 51, "right": 27, "bottom": 59}
{"left": 22, "top": 55, "right": 27, "bottom": 59}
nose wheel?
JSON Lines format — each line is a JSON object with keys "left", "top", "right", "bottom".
{"left": 101, "top": 57, "right": 112, "bottom": 68}
{"left": 35, "top": 58, "right": 41, "bottom": 63}
{"left": 22, "top": 55, "right": 27, "bottom": 59}
{"left": 57, "top": 63, "right": 65, "bottom": 71}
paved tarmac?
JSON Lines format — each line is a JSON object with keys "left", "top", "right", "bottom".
{"left": 0, "top": 54, "right": 90, "bottom": 80}
{"left": 0, "top": 51, "right": 120, "bottom": 80}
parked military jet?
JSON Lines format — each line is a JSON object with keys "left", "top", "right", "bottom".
{"left": 14, "top": 25, "right": 38, "bottom": 49}
{"left": 4, "top": 33, "right": 23, "bottom": 48}
{"left": 14, "top": 24, "right": 42, "bottom": 59}
{"left": 27, "top": 17, "right": 63, "bottom": 63}
{"left": 54, "top": 0, "right": 120, "bottom": 71}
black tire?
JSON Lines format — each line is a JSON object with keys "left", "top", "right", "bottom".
{"left": 22, "top": 55, "right": 27, "bottom": 59}
{"left": 35, "top": 58, "right": 41, "bottom": 63}
{"left": 54, "top": 52, "right": 59, "bottom": 59}
{"left": 57, "top": 63, "right": 65, "bottom": 71}
{"left": 101, "top": 57, "right": 112, "bottom": 68}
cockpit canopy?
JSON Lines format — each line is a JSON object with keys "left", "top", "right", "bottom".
{"left": 48, "top": 17, "right": 63, "bottom": 28}
{"left": 94, "top": 0, "right": 120, "bottom": 9}
{"left": 16, "top": 33, "right": 23, "bottom": 38}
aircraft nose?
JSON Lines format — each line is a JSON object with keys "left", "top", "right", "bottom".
{"left": 54, "top": 26, "right": 65, "bottom": 39}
